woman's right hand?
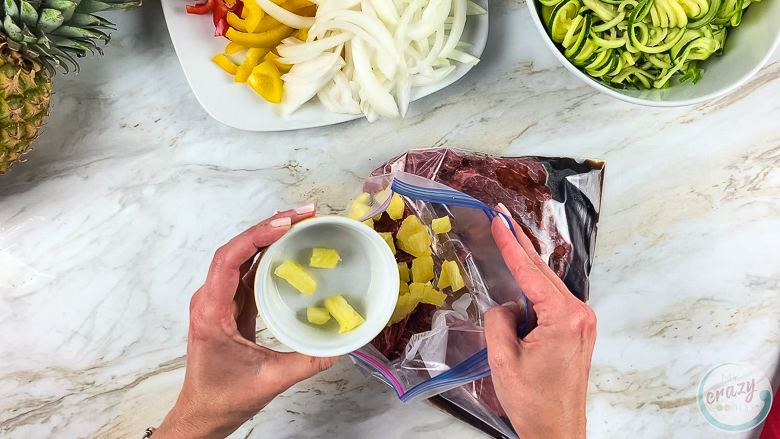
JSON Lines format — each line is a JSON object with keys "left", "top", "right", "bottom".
{"left": 485, "top": 205, "right": 597, "bottom": 439}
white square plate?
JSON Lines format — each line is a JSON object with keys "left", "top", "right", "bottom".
{"left": 161, "top": 0, "right": 489, "bottom": 131}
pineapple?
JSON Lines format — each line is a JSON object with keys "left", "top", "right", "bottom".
{"left": 309, "top": 248, "right": 341, "bottom": 269}
{"left": 386, "top": 193, "right": 404, "bottom": 220}
{"left": 431, "top": 216, "right": 451, "bottom": 234}
{"left": 437, "top": 260, "right": 465, "bottom": 291}
{"left": 396, "top": 215, "right": 433, "bottom": 257}
{"left": 397, "top": 262, "right": 409, "bottom": 283}
{"left": 378, "top": 232, "right": 396, "bottom": 255}
{"left": 306, "top": 307, "right": 331, "bottom": 325}
{"left": 411, "top": 255, "right": 434, "bottom": 283}
{"left": 0, "top": 0, "right": 141, "bottom": 174}
{"left": 274, "top": 260, "right": 317, "bottom": 295}
{"left": 324, "top": 294, "right": 364, "bottom": 333}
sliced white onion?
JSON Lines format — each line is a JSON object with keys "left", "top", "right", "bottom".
{"left": 272, "top": 0, "right": 483, "bottom": 120}
{"left": 445, "top": 48, "right": 479, "bottom": 64}
{"left": 351, "top": 37, "right": 400, "bottom": 117}
{"left": 279, "top": 54, "right": 346, "bottom": 116}
{"left": 369, "top": 0, "right": 400, "bottom": 26}
{"left": 277, "top": 32, "right": 354, "bottom": 63}
{"left": 439, "top": 0, "right": 465, "bottom": 57}
{"left": 466, "top": 0, "right": 485, "bottom": 15}
{"left": 406, "top": 0, "right": 451, "bottom": 40}
{"left": 410, "top": 65, "right": 455, "bottom": 86}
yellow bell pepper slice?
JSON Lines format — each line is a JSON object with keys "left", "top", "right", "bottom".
{"left": 247, "top": 60, "right": 283, "bottom": 103}
{"left": 226, "top": 25, "right": 293, "bottom": 48}
{"left": 263, "top": 51, "right": 292, "bottom": 73}
{"left": 242, "top": 0, "right": 265, "bottom": 32}
{"left": 225, "top": 41, "right": 247, "bottom": 55}
{"left": 235, "top": 47, "right": 268, "bottom": 83}
{"left": 226, "top": 12, "right": 248, "bottom": 32}
{"left": 292, "top": 27, "right": 309, "bottom": 41}
{"left": 212, "top": 53, "right": 238, "bottom": 75}
{"left": 242, "top": 0, "right": 286, "bottom": 27}
{"left": 229, "top": 13, "right": 288, "bottom": 35}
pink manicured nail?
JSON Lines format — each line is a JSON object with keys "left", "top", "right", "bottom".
{"left": 496, "top": 203, "right": 511, "bottom": 216}
{"left": 294, "top": 203, "right": 315, "bottom": 214}
{"left": 500, "top": 214, "right": 511, "bottom": 230}
{"left": 270, "top": 217, "right": 292, "bottom": 228}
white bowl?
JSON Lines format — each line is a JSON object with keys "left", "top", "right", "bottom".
{"left": 526, "top": 0, "right": 780, "bottom": 106}
{"left": 255, "top": 216, "right": 398, "bottom": 357}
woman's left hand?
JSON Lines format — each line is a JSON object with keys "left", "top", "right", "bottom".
{"left": 155, "top": 206, "right": 338, "bottom": 439}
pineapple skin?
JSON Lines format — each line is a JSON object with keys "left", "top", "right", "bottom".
{"left": 0, "top": 0, "right": 142, "bottom": 174}
{"left": 0, "top": 43, "right": 51, "bottom": 174}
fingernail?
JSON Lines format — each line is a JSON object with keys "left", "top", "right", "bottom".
{"left": 294, "top": 203, "right": 315, "bottom": 214}
{"left": 496, "top": 203, "right": 511, "bottom": 216}
{"left": 274, "top": 210, "right": 280, "bottom": 214}
{"left": 500, "top": 214, "right": 511, "bottom": 230}
{"left": 271, "top": 217, "right": 292, "bottom": 228}
{"left": 502, "top": 301, "right": 518, "bottom": 307}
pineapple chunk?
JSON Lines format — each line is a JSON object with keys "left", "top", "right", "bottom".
{"left": 388, "top": 293, "right": 418, "bottom": 326}
{"left": 324, "top": 294, "right": 365, "bottom": 333}
{"left": 412, "top": 256, "right": 434, "bottom": 283}
{"left": 409, "top": 282, "right": 446, "bottom": 306}
{"left": 421, "top": 284, "right": 447, "bottom": 306}
{"left": 440, "top": 260, "right": 465, "bottom": 291}
{"left": 373, "top": 213, "right": 383, "bottom": 221}
{"left": 397, "top": 230, "right": 432, "bottom": 257}
{"left": 409, "top": 282, "right": 426, "bottom": 302}
{"left": 396, "top": 216, "right": 432, "bottom": 257}
{"left": 309, "top": 248, "right": 341, "bottom": 269}
{"left": 388, "top": 283, "right": 446, "bottom": 326}
{"left": 355, "top": 192, "right": 372, "bottom": 204}
{"left": 432, "top": 216, "right": 452, "bottom": 234}
{"left": 274, "top": 260, "right": 317, "bottom": 295}
{"left": 348, "top": 193, "right": 372, "bottom": 220}
{"left": 387, "top": 193, "right": 405, "bottom": 220}
{"left": 307, "top": 307, "right": 331, "bottom": 325}
{"left": 397, "top": 262, "right": 410, "bottom": 283}
{"left": 437, "top": 264, "right": 450, "bottom": 289}
{"left": 379, "top": 232, "right": 396, "bottom": 255}
{"left": 363, "top": 218, "right": 375, "bottom": 228}
{"left": 348, "top": 202, "right": 371, "bottom": 220}
{"left": 399, "top": 281, "right": 410, "bottom": 295}
{"left": 397, "top": 215, "right": 426, "bottom": 242}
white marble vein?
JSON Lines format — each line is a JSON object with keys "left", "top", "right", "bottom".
{"left": 0, "top": 0, "right": 779, "bottom": 438}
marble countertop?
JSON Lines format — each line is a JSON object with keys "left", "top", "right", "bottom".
{"left": 1, "top": 1, "right": 779, "bottom": 438}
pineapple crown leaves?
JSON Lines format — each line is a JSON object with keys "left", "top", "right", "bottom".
{"left": 1, "top": 0, "right": 141, "bottom": 76}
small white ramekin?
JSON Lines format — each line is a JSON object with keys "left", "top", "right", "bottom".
{"left": 255, "top": 216, "right": 399, "bottom": 357}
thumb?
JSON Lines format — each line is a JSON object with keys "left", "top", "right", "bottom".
{"left": 268, "top": 353, "right": 339, "bottom": 390}
{"left": 485, "top": 305, "right": 522, "bottom": 368}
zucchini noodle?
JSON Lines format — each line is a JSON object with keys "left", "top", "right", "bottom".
{"left": 539, "top": 0, "right": 763, "bottom": 89}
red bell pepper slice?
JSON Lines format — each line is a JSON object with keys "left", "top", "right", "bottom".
{"left": 186, "top": 0, "right": 215, "bottom": 14}
{"left": 213, "top": 0, "right": 230, "bottom": 36}
{"left": 187, "top": 0, "right": 243, "bottom": 37}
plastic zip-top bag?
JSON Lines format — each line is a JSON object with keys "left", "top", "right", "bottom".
{"left": 349, "top": 171, "right": 531, "bottom": 404}
{"left": 348, "top": 148, "right": 605, "bottom": 439}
